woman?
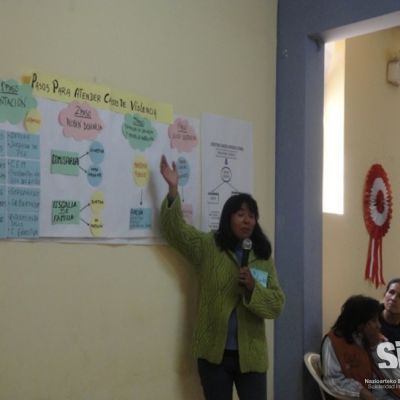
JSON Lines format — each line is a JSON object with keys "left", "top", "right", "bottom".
{"left": 379, "top": 278, "right": 400, "bottom": 346}
{"left": 321, "top": 295, "right": 400, "bottom": 400}
{"left": 159, "top": 155, "right": 285, "bottom": 400}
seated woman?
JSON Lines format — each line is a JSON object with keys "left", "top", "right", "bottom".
{"left": 321, "top": 295, "right": 400, "bottom": 400}
{"left": 379, "top": 278, "right": 400, "bottom": 346}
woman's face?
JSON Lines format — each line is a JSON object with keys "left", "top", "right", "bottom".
{"left": 230, "top": 203, "right": 256, "bottom": 241}
{"left": 383, "top": 282, "right": 400, "bottom": 315}
{"left": 361, "top": 316, "right": 381, "bottom": 346}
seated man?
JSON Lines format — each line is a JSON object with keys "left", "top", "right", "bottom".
{"left": 379, "top": 278, "right": 400, "bottom": 346}
{"left": 321, "top": 295, "right": 400, "bottom": 400}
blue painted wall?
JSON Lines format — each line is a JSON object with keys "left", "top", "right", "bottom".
{"left": 275, "top": 2, "right": 400, "bottom": 399}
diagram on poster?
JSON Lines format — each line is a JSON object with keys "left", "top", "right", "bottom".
{"left": 0, "top": 73, "right": 201, "bottom": 241}
{"left": 0, "top": 79, "right": 40, "bottom": 238}
{"left": 0, "top": 130, "right": 40, "bottom": 238}
{"left": 201, "top": 113, "right": 253, "bottom": 231}
{"left": 168, "top": 117, "right": 199, "bottom": 225}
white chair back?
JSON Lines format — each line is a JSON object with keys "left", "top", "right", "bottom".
{"left": 304, "top": 352, "right": 352, "bottom": 400}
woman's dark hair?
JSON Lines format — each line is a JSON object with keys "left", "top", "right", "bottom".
{"left": 214, "top": 193, "right": 271, "bottom": 259}
{"left": 332, "top": 295, "right": 380, "bottom": 343}
{"left": 385, "top": 278, "right": 400, "bottom": 293}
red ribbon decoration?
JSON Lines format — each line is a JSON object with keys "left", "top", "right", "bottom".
{"left": 363, "top": 164, "right": 392, "bottom": 288}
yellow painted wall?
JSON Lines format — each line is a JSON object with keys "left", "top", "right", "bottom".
{"left": 0, "top": 1, "right": 277, "bottom": 399}
{"left": 323, "top": 27, "right": 400, "bottom": 334}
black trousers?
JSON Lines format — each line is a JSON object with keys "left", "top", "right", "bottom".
{"left": 197, "top": 351, "right": 267, "bottom": 400}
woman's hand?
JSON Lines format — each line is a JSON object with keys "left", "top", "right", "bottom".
{"left": 160, "top": 155, "right": 178, "bottom": 199}
{"left": 239, "top": 266, "right": 255, "bottom": 292}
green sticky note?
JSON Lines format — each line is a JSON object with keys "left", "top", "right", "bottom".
{"left": 51, "top": 150, "right": 80, "bottom": 176}
{"left": 0, "top": 80, "right": 37, "bottom": 124}
{"left": 52, "top": 200, "right": 80, "bottom": 224}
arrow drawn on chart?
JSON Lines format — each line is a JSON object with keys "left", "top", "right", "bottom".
{"left": 181, "top": 186, "right": 185, "bottom": 202}
{"left": 80, "top": 203, "right": 90, "bottom": 212}
{"left": 80, "top": 218, "right": 90, "bottom": 226}
{"left": 211, "top": 181, "right": 240, "bottom": 193}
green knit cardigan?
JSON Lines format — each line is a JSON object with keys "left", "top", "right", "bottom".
{"left": 160, "top": 195, "right": 285, "bottom": 373}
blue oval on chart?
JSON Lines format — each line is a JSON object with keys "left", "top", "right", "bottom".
{"left": 89, "top": 141, "right": 105, "bottom": 164}
{"left": 177, "top": 156, "right": 190, "bottom": 187}
{"left": 87, "top": 165, "right": 103, "bottom": 187}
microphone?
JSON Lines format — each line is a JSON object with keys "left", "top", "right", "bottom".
{"left": 241, "top": 238, "right": 252, "bottom": 267}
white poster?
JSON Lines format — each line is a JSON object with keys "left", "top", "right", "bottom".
{"left": 201, "top": 113, "right": 253, "bottom": 231}
{"left": 0, "top": 75, "right": 200, "bottom": 242}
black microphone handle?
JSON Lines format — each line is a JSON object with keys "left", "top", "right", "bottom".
{"left": 241, "top": 249, "right": 250, "bottom": 267}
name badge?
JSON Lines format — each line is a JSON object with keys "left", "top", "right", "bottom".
{"left": 250, "top": 267, "right": 268, "bottom": 288}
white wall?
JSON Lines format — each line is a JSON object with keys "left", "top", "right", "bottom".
{"left": 323, "top": 27, "right": 400, "bottom": 333}
{"left": 0, "top": 1, "right": 278, "bottom": 399}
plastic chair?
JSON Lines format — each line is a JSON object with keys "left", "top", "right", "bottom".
{"left": 304, "top": 352, "right": 352, "bottom": 400}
